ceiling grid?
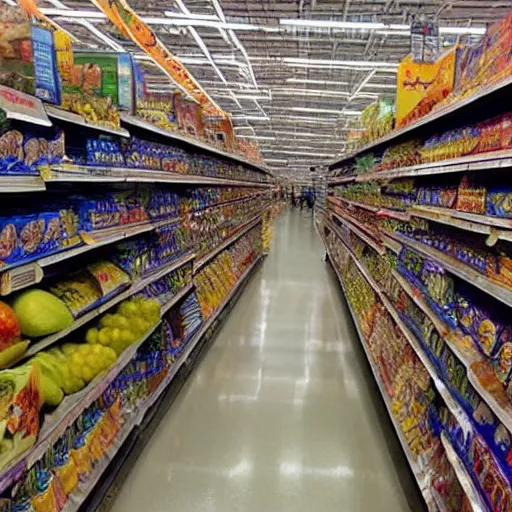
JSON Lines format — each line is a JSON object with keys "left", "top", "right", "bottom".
{"left": 38, "top": 0, "right": 508, "bottom": 178}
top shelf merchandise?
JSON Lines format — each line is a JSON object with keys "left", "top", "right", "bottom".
{"left": 0, "top": 4, "right": 271, "bottom": 185}
{"left": 319, "top": 9, "right": 512, "bottom": 512}
{"left": 329, "top": 12, "right": 512, "bottom": 172}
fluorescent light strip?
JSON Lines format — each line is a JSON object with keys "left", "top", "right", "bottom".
{"left": 269, "top": 130, "right": 331, "bottom": 138}
{"left": 234, "top": 94, "right": 271, "bottom": 100}
{"left": 40, "top": 10, "right": 486, "bottom": 37}
{"left": 271, "top": 116, "right": 337, "bottom": 125}
{"left": 279, "top": 18, "right": 486, "bottom": 36}
{"left": 265, "top": 159, "right": 288, "bottom": 163}
{"left": 262, "top": 146, "right": 344, "bottom": 153}
{"left": 262, "top": 151, "right": 332, "bottom": 158}
{"left": 163, "top": 11, "right": 279, "bottom": 32}
{"left": 284, "top": 63, "right": 399, "bottom": 73}
{"left": 363, "top": 83, "right": 396, "bottom": 90}
{"left": 165, "top": 11, "right": 218, "bottom": 21}
{"left": 289, "top": 107, "right": 363, "bottom": 115}
{"left": 231, "top": 115, "right": 270, "bottom": 121}
{"left": 273, "top": 88, "right": 349, "bottom": 97}
{"left": 286, "top": 78, "right": 349, "bottom": 86}
{"left": 283, "top": 57, "right": 398, "bottom": 69}
{"left": 238, "top": 135, "right": 276, "bottom": 140}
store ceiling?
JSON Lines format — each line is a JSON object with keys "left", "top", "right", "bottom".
{"left": 41, "top": 0, "right": 509, "bottom": 178}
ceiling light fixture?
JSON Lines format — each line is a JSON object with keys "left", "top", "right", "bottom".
{"left": 273, "top": 89, "right": 349, "bottom": 97}
{"left": 271, "top": 116, "right": 337, "bottom": 125}
{"left": 286, "top": 78, "right": 349, "bottom": 86}
{"left": 363, "top": 83, "right": 396, "bottom": 90}
{"left": 283, "top": 63, "right": 398, "bottom": 73}
{"left": 238, "top": 135, "right": 276, "bottom": 140}
{"left": 268, "top": 130, "right": 331, "bottom": 138}
{"left": 56, "top": 17, "right": 125, "bottom": 52}
{"left": 163, "top": 11, "right": 218, "bottom": 21}
{"left": 283, "top": 57, "right": 398, "bottom": 69}
{"left": 231, "top": 115, "right": 270, "bottom": 121}
{"left": 260, "top": 150, "right": 333, "bottom": 157}
{"left": 279, "top": 18, "right": 486, "bottom": 36}
{"left": 288, "top": 107, "right": 344, "bottom": 115}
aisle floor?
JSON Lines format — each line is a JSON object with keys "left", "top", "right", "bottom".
{"left": 109, "top": 210, "right": 424, "bottom": 512}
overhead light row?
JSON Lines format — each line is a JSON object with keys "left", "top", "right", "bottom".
{"left": 40, "top": 9, "right": 486, "bottom": 37}
{"left": 279, "top": 18, "right": 486, "bottom": 36}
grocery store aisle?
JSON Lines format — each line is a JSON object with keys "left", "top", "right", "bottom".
{"left": 109, "top": 209, "right": 424, "bottom": 512}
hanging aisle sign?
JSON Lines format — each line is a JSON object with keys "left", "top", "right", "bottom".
{"left": 411, "top": 18, "right": 440, "bottom": 63}
{"left": 91, "top": 0, "right": 226, "bottom": 117}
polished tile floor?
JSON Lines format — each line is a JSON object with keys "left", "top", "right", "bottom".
{"left": 109, "top": 210, "right": 424, "bottom": 512}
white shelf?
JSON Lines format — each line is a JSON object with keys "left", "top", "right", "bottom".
{"left": 21, "top": 252, "right": 196, "bottom": 361}
{"left": 0, "top": 175, "right": 46, "bottom": 193}
{"left": 409, "top": 205, "right": 512, "bottom": 244}
{"left": 121, "top": 114, "right": 273, "bottom": 177}
{"left": 328, "top": 75, "right": 512, "bottom": 170}
{"left": 45, "top": 105, "right": 130, "bottom": 138}
{"left": 331, "top": 211, "right": 385, "bottom": 256}
{"left": 0, "top": 218, "right": 182, "bottom": 297}
{"left": 440, "top": 432, "right": 488, "bottom": 512}
{"left": 391, "top": 233, "right": 512, "bottom": 308}
{"left": 355, "top": 150, "right": 512, "bottom": 183}
{"left": 47, "top": 164, "right": 272, "bottom": 188}
{"left": 393, "top": 270, "right": 512, "bottom": 434}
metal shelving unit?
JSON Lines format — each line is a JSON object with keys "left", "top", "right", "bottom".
{"left": 328, "top": 75, "right": 512, "bottom": 171}
{"left": 121, "top": 115, "right": 273, "bottom": 177}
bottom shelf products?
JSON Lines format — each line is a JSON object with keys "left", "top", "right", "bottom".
{"left": 324, "top": 227, "right": 474, "bottom": 512}
{"left": 0, "top": 246, "right": 265, "bottom": 511}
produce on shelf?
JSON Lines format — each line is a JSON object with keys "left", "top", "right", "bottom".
{"left": 11, "top": 289, "right": 73, "bottom": 338}
{"left": 0, "top": 302, "right": 29, "bottom": 368}
{"left": 86, "top": 296, "right": 161, "bottom": 355}
{"left": 0, "top": 364, "right": 41, "bottom": 469}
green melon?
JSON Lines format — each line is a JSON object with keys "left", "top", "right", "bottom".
{"left": 12, "top": 290, "right": 73, "bottom": 338}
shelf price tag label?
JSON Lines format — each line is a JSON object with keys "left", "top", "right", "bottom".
{"left": 0, "top": 85, "right": 51, "bottom": 127}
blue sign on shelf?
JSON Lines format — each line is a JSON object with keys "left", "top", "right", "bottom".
{"left": 32, "top": 25, "right": 61, "bottom": 105}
